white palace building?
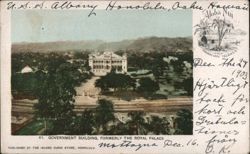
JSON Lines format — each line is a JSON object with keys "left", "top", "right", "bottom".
{"left": 89, "top": 51, "right": 127, "bottom": 76}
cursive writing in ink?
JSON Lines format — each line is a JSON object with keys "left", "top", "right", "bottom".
{"left": 98, "top": 140, "right": 158, "bottom": 151}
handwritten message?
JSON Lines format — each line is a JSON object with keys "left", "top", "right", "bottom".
{"left": 5, "top": 1, "right": 249, "bottom": 17}
{"left": 194, "top": 56, "right": 248, "bottom": 153}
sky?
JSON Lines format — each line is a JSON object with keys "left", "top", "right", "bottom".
{"left": 12, "top": 10, "right": 192, "bottom": 43}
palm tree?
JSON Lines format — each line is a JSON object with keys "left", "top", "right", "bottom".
{"left": 212, "top": 17, "right": 234, "bottom": 49}
{"left": 194, "top": 19, "right": 212, "bottom": 46}
{"left": 127, "top": 111, "right": 148, "bottom": 135}
{"left": 194, "top": 19, "right": 212, "bottom": 35}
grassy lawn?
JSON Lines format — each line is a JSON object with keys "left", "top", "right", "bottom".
{"left": 15, "top": 120, "right": 44, "bottom": 135}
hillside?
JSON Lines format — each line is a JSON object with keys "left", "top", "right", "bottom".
{"left": 12, "top": 37, "right": 192, "bottom": 53}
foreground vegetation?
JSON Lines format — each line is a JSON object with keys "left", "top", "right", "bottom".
{"left": 16, "top": 99, "right": 192, "bottom": 135}
{"left": 12, "top": 50, "right": 193, "bottom": 135}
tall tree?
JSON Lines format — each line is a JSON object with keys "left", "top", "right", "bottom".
{"left": 151, "top": 56, "right": 166, "bottom": 81}
{"left": 212, "top": 17, "right": 234, "bottom": 48}
{"left": 127, "top": 111, "right": 148, "bottom": 135}
{"left": 148, "top": 116, "right": 170, "bottom": 135}
{"left": 175, "top": 109, "right": 193, "bottom": 135}
{"left": 182, "top": 77, "right": 193, "bottom": 96}
{"left": 95, "top": 99, "right": 115, "bottom": 134}
{"left": 171, "top": 60, "right": 185, "bottom": 75}
{"left": 95, "top": 72, "right": 135, "bottom": 92}
{"left": 137, "top": 77, "right": 159, "bottom": 97}
{"left": 194, "top": 19, "right": 212, "bottom": 36}
{"left": 72, "top": 109, "right": 96, "bottom": 135}
{"left": 34, "top": 56, "right": 80, "bottom": 134}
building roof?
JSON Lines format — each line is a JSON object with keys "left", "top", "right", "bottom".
{"left": 90, "top": 51, "right": 124, "bottom": 59}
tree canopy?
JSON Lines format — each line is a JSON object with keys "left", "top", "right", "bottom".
{"left": 95, "top": 99, "right": 115, "bottom": 134}
{"left": 72, "top": 109, "right": 96, "bottom": 135}
{"left": 175, "top": 109, "right": 193, "bottom": 135}
{"left": 137, "top": 77, "right": 159, "bottom": 95}
{"left": 148, "top": 116, "right": 170, "bottom": 135}
{"left": 95, "top": 71, "right": 135, "bottom": 92}
{"left": 34, "top": 56, "right": 84, "bottom": 134}
{"left": 127, "top": 111, "right": 148, "bottom": 135}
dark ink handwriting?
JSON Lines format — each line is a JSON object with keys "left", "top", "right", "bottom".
{"left": 231, "top": 93, "right": 248, "bottom": 106}
{"left": 219, "top": 58, "right": 248, "bottom": 68}
{"left": 196, "top": 116, "right": 239, "bottom": 126}
{"left": 193, "top": 58, "right": 215, "bottom": 67}
{"left": 98, "top": 140, "right": 157, "bottom": 151}
{"left": 195, "top": 104, "right": 224, "bottom": 115}
{"left": 195, "top": 126, "right": 239, "bottom": 135}
{"left": 196, "top": 93, "right": 225, "bottom": 104}
{"left": 194, "top": 77, "right": 248, "bottom": 96}
{"left": 106, "top": 1, "right": 169, "bottom": 11}
{"left": 172, "top": 1, "right": 203, "bottom": 10}
{"left": 205, "top": 135, "right": 237, "bottom": 154}
{"left": 51, "top": 1, "right": 98, "bottom": 17}
{"left": 7, "top": 1, "right": 30, "bottom": 10}
{"left": 208, "top": 2, "right": 249, "bottom": 11}
{"left": 231, "top": 69, "right": 248, "bottom": 80}
{"left": 227, "top": 106, "right": 246, "bottom": 115}
{"left": 163, "top": 140, "right": 184, "bottom": 148}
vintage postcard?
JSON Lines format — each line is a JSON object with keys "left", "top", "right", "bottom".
{"left": 1, "top": 0, "right": 249, "bottom": 153}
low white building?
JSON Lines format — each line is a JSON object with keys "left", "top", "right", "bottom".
{"left": 89, "top": 51, "right": 127, "bottom": 76}
{"left": 20, "top": 65, "right": 33, "bottom": 74}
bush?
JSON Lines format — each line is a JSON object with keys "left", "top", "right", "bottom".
{"left": 137, "top": 77, "right": 159, "bottom": 94}
{"left": 148, "top": 93, "right": 168, "bottom": 100}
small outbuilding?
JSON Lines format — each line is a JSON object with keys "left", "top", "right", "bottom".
{"left": 20, "top": 65, "right": 33, "bottom": 74}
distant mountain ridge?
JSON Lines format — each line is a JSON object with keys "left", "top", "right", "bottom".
{"left": 12, "top": 37, "right": 192, "bottom": 53}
